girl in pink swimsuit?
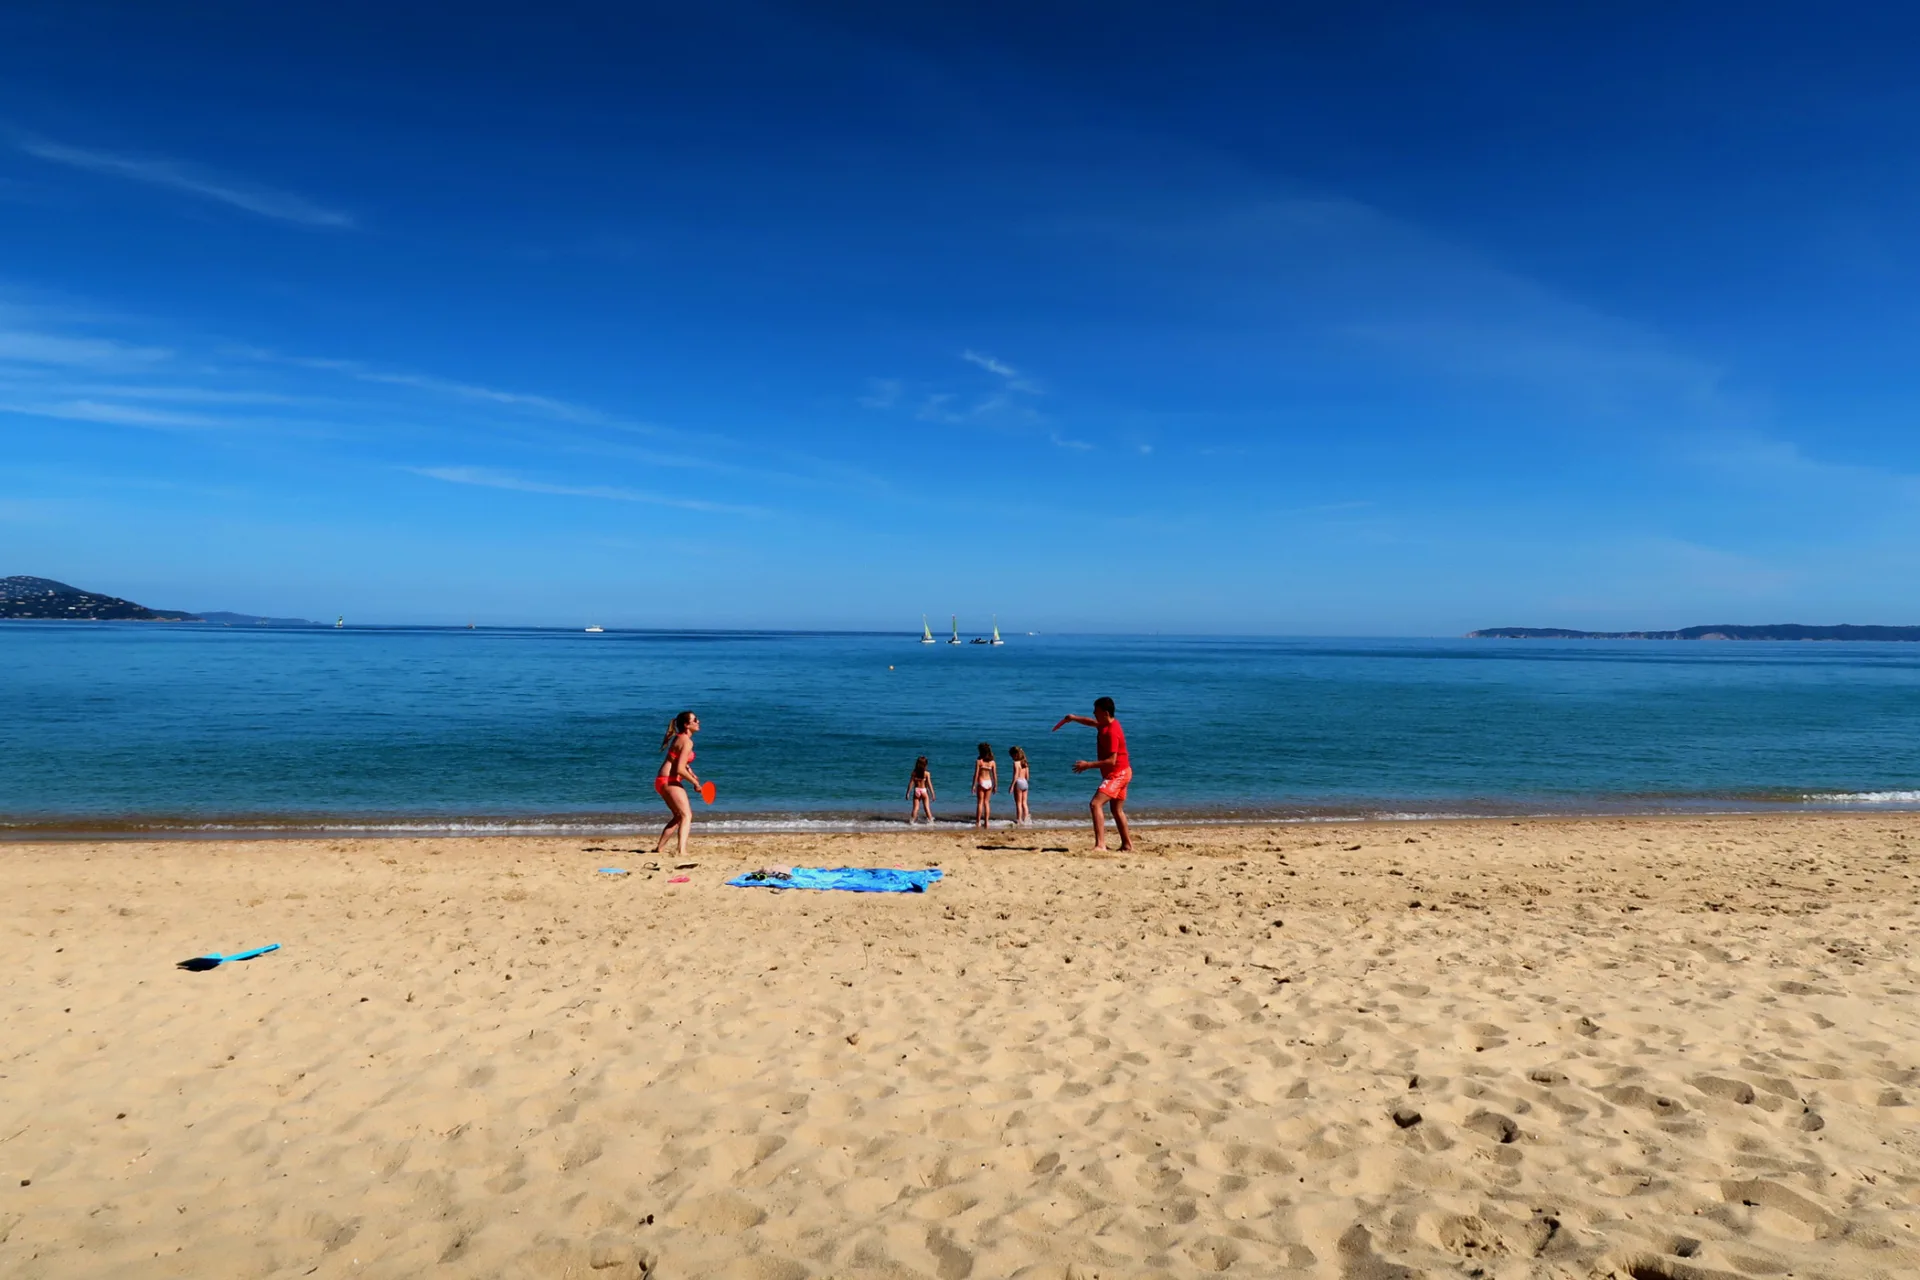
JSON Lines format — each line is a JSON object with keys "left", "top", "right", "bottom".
{"left": 654, "top": 710, "right": 702, "bottom": 859}
{"left": 906, "top": 755, "right": 935, "bottom": 825}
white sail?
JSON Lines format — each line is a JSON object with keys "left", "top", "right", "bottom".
{"left": 991, "top": 615, "right": 1003, "bottom": 645}
{"left": 921, "top": 614, "right": 935, "bottom": 643}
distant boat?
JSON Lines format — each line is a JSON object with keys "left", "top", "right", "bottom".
{"left": 334, "top": 616, "right": 344, "bottom": 629}
{"left": 990, "top": 616, "right": 1004, "bottom": 646}
{"left": 948, "top": 615, "right": 962, "bottom": 645}
{"left": 920, "top": 615, "right": 935, "bottom": 644}
{"left": 585, "top": 625, "right": 605, "bottom": 633}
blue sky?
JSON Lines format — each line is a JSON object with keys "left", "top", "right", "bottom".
{"left": 3, "top": 1, "right": 1919, "bottom": 631}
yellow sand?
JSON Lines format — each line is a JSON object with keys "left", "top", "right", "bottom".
{"left": 2, "top": 815, "right": 1918, "bottom": 1279}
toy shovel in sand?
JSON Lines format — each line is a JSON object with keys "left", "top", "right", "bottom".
{"left": 177, "top": 943, "right": 281, "bottom": 972}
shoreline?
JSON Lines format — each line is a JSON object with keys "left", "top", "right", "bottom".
{"left": 7, "top": 790, "right": 1920, "bottom": 840}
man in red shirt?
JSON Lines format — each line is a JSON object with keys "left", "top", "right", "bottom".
{"left": 1053, "top": 696, "right": 1133, "bottom": 852}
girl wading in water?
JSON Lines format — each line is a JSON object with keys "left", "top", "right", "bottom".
{"left": 972, "top": 742, "right": 998, "bottom": 829}
{"left": 907, "top": 756, "right": 936, "bottom": 825}
{"left": 654, "top": 710, "right": 704, "bottom": 859}
{"left": 1008, "top": 745, "right": 1032, "bottom": 825}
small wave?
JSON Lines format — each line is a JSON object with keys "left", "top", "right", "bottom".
{"left": 1803, "top": 790, "right": 1920, "bottom": 805}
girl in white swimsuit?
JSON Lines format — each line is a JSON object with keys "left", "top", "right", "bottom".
{"left": 972, "top": 743, "right": 997, "bottom": 829}
{"left": 1008, "top": 745, "right": 1031, "bottom": 826}
{"left": 907, "top": 756, "right": 935, "bottom": 825}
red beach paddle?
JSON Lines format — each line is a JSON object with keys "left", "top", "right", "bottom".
{"left": 700, "top": 781, "right": 717, "bottom": 805}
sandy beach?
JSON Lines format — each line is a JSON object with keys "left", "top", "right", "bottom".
{"left": 2, "top": 814, "right": 1917, "bottom": 1279}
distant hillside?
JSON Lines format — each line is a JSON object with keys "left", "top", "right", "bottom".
{"left": 1470, "top": 624, "right": 1920, "bottom": 641}
{"left": 1, "top": 576, "right": 195, "bottom": 621}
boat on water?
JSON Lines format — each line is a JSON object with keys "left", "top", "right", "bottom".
{"left": 585, "top": 625, "right": 605, "bottom": 633}
{"left": 920, "top": 615, "right": 935, "bottom": 644}
{"left": 990, "top": 616, "right": 1004, "bottom": 646}
{"left": 334, "top": 616, "right": 344, "bottom": 629}
{"left": 948, "top": 615, "right": 962, "bottom": 645}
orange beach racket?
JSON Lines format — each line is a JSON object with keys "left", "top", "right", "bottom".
{"left": 700, "top": 781, "right": 717, "bottom": 805}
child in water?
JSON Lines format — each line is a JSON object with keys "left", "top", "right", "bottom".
{"left": 972, "top": 743, "right": 998, "bottom": 829}
{"left": 1008, "top": 745, "right": 1031, "bottom": 825}
{"left": 906, "top": 756, "right": 935, "bottom": 825}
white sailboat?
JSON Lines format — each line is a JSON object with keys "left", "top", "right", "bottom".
{"left": 948, "top": 615, "right": 962, "bottom": 645}
{"left": 990, "top": 616, "right": 1004, "bottom": 646}
{"left": 334, "top": 616, "right": 344, "bottom": 629}
{"left": 920, "top": 615, "right": 935, "bottom": 644}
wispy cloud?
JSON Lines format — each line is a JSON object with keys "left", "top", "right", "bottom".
{"left": 873, "top": 350, "right": 1095, "bottom": 448}
{"left": 258, "top": 351, "right": 656, "bottom": 432}
{"left": 856, "top": 378, "right": 902, "bottom": 410}
{"left": 0, "top": 399, "right": 234, "bottom": 430}
{"left": 961, "top": 348, "right": 1040, "bottom": 393}
{"left": 406, "top": 465, "right": 762, "bottom": 516}
{"left": 0, "top": 329, "right": 171, "bottom": 367}
{"left": 16, "top": 136, "right": 354, "bottom": 229}
{"left": 57, "top": 383, "right": 318, "bottom": 407}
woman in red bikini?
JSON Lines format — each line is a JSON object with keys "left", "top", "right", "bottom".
{"left": 654, "top": 710, "right": 703, "bottom": 859}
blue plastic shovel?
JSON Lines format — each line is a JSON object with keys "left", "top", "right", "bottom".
{"left": 177, "top": 943, "right": 281, "bottom": 972}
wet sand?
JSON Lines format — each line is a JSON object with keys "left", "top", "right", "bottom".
{"left": 2, "top": 814, "right": 1917, "bottom": 1278}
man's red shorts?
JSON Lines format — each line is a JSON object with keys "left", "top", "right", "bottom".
{"left": 1095, "top": 767, "right": 1132, "bottom": 802}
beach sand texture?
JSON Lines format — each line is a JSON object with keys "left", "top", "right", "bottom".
{"left": 3, "top": 816, "right": 1918, "bottom": 1278}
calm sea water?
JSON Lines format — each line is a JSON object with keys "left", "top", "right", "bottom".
{"left": 6, "top": 623, "right": 1920, "bottom": 835}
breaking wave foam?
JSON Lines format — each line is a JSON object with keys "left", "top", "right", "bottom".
{"left": 1804, "top": 790, "right": 1920, "bottom": 805}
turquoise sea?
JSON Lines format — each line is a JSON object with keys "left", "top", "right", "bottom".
{"left": 5, "top": 623, "right": 1920, "bottom": 836}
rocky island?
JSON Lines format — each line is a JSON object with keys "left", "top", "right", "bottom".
{"left": 1470, "top": 624, "right": 1920, "bottom": 641}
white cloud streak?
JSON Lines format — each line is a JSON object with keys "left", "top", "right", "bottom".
{"left": 260, "top": 352, "right": 656, "bottom": 433}
{"left": 0, "top": 399, "right": 234, "bottom": 430}
{"left": 407, "top": 466, "right": 762, "bottom": 516}
{"left": 962, "top": 348, "right": 1041, "bottom": 393}
{"left": 17, "top": 137, "right": 355, "bottom": 229}
{"left": 0, "top": 329, "right": 172, "bottom": 367}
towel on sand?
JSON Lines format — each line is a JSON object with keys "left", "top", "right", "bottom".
{"left": 728, "top": 867, "right": 943, "bottom": 893}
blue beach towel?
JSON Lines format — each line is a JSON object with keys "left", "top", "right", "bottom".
{"left": 727, "top": 867, "right": 943, "bottom": 893}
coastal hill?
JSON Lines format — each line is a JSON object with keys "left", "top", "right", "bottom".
{"left": 1, "top": 575, "right": 195, "bottom": 621}
{"left": 1, "top": 576, "right": 318, "bottom": 625}
{"left": 1470, "top": 624, "right": 1920, "bottom": 641}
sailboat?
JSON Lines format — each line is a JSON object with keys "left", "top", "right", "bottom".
{"left": 920, "top": 615, "right": 935, "bottom": 644}
{"left": 334, "top": 616, "right": 344, "bottom": 629}
{"left": 948, "top": 615, "right": 962, "bottom": 645}
{"left": 990, "top": 616, "right": 1004, "bottom": 646}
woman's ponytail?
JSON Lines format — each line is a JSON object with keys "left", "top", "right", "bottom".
{"left": 661, "top": 710, "right": 695, "bottom": 754}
